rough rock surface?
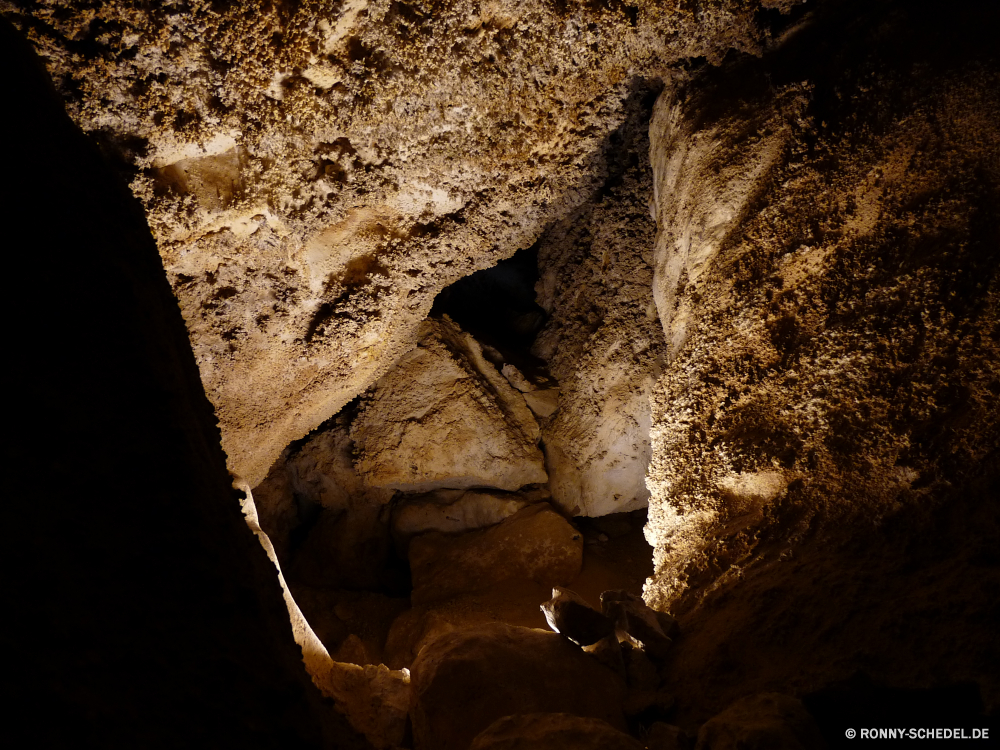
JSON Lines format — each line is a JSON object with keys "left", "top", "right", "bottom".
{"left": 409, "top": 503, "right": 583, "bottom": 605}
{"left": 694, "top": 693, "right": 823, "bottom": 750}
{"left": 323, "top": 661, "right": 411, "bottom": 750}
{"left": 469, "top": 713, "right": 645, "bottom": 750}
{"left": 531, "top": 83, "right": 666, "bottom": 517}
{"left": 352, "top": 317, "right": 547, "bottom": 492}
{"left": 643, "top": 0, "right": 1000, "bottom": 719}
{"left": 410, "top": 623, "right": 627, "bottom": 750}
{"left": 252, "top": 408, "right": 398, "bottom": 589}
{"left": 391, "top": 489, "right": 532, "bottom": 547}
{"left": 3, "top": 0, "right": 795, "bottom": 485}
{"left": 603, "top": 589, "right": 679, "bottom": 658}
{"left": 4, "top": 21, "right": 368, "bottom": 746}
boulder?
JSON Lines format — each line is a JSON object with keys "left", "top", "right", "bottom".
{"left": 602, "top": 590, "right": 679, "bottom": 659}
{"left": 541, "top": 586, "right": 615, "bottom": 646}
{"left": 469, "top": 713, "right": 645, "bottom": 750}
{"left": 409, "top": 504, "right": 583, "bottom": 605}
{"left": 352, "top": 318, "right": 547, "bottom": 492}
{"left": 383, "top": 579, "right": 553, "bottom": 669}
{"left": 410, "top": 623, "right": 628, "bottom": 750}
{"left": 695, "top": 693, "right": 824, "bottom": 750}
{"left": 392, "top": 490, "right": 531, "bottom": 548}
{"left": 321, "top": 662, "right": 411, "bottom": 750}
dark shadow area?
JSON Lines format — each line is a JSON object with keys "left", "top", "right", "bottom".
{"left": 803, "top": 674, "right": 997, "bottom": 749}
{"left": 2, "top": 18, "right": 369, "bottom": 749}
{"left": 430, "top": 245, "right": 548, "bottom": 354}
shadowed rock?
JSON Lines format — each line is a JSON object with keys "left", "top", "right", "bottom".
{"left": 541, "top": 586, "right": 616, "bottom": 646}
{"left": 469, "top": 713, "right": 645, "bottom": 750}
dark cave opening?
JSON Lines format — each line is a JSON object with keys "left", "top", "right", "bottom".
{"left": 430, "top": 245, "right": 548, "bottom": 357}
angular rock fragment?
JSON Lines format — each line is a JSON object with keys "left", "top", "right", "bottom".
{"left": 523, "top": 388, "right": 561, "bottom": 419}
{"left": 409, "top": 503, "right": 583, "bottom": 605}
{"left": 541, "top": 586, "right": 615, "bottom": 646}
{"left": 695, "top": 693, "right": 824, "bottom": 750}
{"left": 469, "top": 713, "right": 645, "bottom": 750}
{"left": 410, "top": 623, "right": 627, "bottom": 750}
{"left": 601, "top": 590, "right": 679, "bottom": 659}
{"left": 352, "top": 318, "right": 547, "bottom": 492}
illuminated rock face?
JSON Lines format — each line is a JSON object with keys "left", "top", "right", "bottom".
{"left": 8, "top": 0, "right": 1000, "bottom": 740}
{"left": 3, "top": 0, "right": 794, "bottom": 485}
{"left": 643, "top": 0, "right": 1000, "bottom": 718}
{"left": 352, "top": 318, "right": 548, "bottom": 492}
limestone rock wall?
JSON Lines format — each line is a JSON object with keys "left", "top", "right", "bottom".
{"left": 643, "top": 0, "right": 1000, "bottom": 716}
{"left": 3, "top": 0, "right": 801, "bottom": 485}
{"left": 353, "top": 317, "right": 547, "bottom": 492}
{"left": 532, "top": 84, "right": 666, "bottom": 517}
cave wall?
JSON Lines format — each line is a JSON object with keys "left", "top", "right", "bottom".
{"left": 643, "top": 0, "right": 1000, "bottom": 720}
{"left": 2, "top": 0, "right": 804, "bottom": 486}
{"left": 3, "top": 19, "right": 368, "bottom": 749}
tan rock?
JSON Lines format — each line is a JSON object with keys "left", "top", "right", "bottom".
{"left": 523, "top": 388, "right": 561, "bottom": 419}
{"left": 13, "top": 0, "right": 782, "bottom": 487}
{"left": 409, "top": 503, "right": 583, "bottom": 605}
{"left": 410, "top": 623, "right": 628, "bottom": 750}
{"left": 321, "top": 662, "right": 411, "bottom": 750}
{"left": 469, "top": 713, "right": 645, "bottom": 750}
{"left": 392, "top": 489, "right": 531, "bottom": 547}
{"left": 352, "top": 318, "right": 547, "bottom": 492}
{"left": 695, "top": 693, "right": 823, "bottom": 750}
{"left": 382, "top": 579, "right": 553, "bottom": 669}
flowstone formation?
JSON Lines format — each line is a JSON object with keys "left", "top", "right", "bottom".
{"left": 2, "top": 0, "right": 799, "bottom": 486}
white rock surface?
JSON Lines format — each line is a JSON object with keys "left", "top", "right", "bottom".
{"left": 352, "top": 317, "right": 547, "bottom": 492}
{"left": 392, "top": 490, "right": 531, "bottom": 545}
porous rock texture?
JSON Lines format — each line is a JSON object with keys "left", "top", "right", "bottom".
{"left": 2, "top": 0, "right": 801, "bottom": 486}
{"left": 643, "top": 0, "right": 1000, "bottom": 721}
{"left": 4, "top": 19, "right": 368, "bottom": 748}
{"left": 531, "top": 82, "right": 667, "bottom": 517}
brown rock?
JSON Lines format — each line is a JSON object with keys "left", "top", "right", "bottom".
{"left": 409, "top": 503, "right": 583, "bottom": 605}
{"left": 695, "top": 693, "right": 824, "bottom": 750}
{"left": 646, "top": 723, "right": 693, "bottom": 750}
{"left": 602, "top": 590, "right": 679, "bottom": 659}
{"left": 410, "top": 623, "right": 627, "bottom": 750}
{"left": 352, "top": 318, "right": 547, "bottom": 492}
{"left": 541, "top": 586, "right": 615, "bottom": 646}
{"left": 321, "top": 662, "right": 411, "bottom": 750}
{"left": 623, "top": 689, "right": 676, "bottom": 724}
{"left": 581, "top": 635, "right": 627, "bottom": 681}
{"left": 469, "top": 713, "right": 645, "bottom": 750}
{"left": 392, "top": 489, "right": 531, "bottom": 549}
